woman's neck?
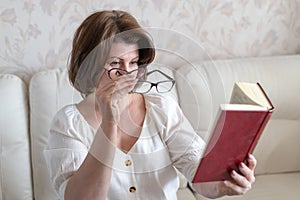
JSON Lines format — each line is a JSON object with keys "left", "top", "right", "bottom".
{"left": 76, "top": 93, "right": 101, "bottom": 130}
{"left": 77, "top": 92, "right": 145, "bottom": 130}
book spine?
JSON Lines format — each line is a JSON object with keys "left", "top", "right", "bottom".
{"left": 256, "top": 82, "right": 274, "bottom": 109}
{"left": 247, "top": 110, "right": 273, "bottom": 155}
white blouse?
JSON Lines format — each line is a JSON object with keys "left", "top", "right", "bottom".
{"left": 44, "top": 94, "right": 205, "bottom": 200}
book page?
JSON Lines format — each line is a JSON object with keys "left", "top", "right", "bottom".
{"left": 220, "top": 104, "right": 269, "bottom": 111}
{"left": 230, "top": 82, "right": 272, "bottom": 109}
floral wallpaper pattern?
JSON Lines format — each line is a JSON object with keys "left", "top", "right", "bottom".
{"left": 0, "top": 0, "right": 300, "bottom": 81}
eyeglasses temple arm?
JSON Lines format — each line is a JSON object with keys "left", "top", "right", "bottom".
{"left": 146, "top": 69, "right": 174, "bottom": 81}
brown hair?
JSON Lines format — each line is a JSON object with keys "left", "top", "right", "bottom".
{"left": 68, "top": 10, "right": 155, "bottom": 96}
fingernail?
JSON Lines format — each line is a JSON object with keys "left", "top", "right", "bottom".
{"left": 231, "top": 170, "right": 236, "bottom": 176}
{"left": 240, "top": 162, "right": 246, "bottom": 168}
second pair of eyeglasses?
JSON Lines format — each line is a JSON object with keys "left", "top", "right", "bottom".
{"left": 107, "top": 67, "right": 175, "bottom": 94}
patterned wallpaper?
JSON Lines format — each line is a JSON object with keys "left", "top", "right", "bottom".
{"left": 0, "top": 0, "right": 300, "bottom": 81}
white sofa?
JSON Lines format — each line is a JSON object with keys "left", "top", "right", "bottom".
{"left": 0, "top": 55, "right": 300, "bottom": 200}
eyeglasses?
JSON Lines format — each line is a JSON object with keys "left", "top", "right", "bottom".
{"left": 107, "top": 67, "right": 146, "bottom": 80}
{"left": 132, "top": 70, "right": 175, "bottom": 94}
{"left": 107, "top": 68, "right": 175, "bottom": 94}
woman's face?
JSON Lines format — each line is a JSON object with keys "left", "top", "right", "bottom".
{"left": 106, "top": 42, "right": 139, "bottom": 72}
{"left": 97, "top": 42, "right": 140, "bottom": 89}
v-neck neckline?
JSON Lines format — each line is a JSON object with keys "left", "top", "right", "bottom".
{"left": 74, "top": 95, "right": 149, "bottom": 155}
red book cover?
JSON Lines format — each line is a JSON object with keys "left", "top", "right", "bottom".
{"left": 192, "top": 82, "right": 274, "bottom": 183}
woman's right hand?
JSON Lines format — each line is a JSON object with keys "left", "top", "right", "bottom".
{"left": 95, "top": 71, "right": 138, "bottom": 125}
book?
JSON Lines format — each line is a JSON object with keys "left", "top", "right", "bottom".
{"left": 192, "top": 82, "right": 274, "bottom": 183}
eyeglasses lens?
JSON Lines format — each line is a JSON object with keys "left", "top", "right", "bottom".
{"left": 132, "top": 82, "right": 152, "bottom": 93}
{"left": 109, "top": 68, "right": 146, "bottom": 80}
{"left": 156, "top": 81, "right": 174, "bottom": 93}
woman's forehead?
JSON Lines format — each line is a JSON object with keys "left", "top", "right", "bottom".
{"left": 108, "top": 42, "right": 139, "bottom": 59}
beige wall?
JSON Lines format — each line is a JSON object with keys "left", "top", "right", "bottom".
{"left": 0, "top": 0, "right": 300, "bottom": 80}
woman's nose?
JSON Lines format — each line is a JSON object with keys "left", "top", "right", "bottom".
{"left": 122, "top": 62, "right": 135, "bottom": 72}
{"left": 122, "top": 63, "right": 130, "bottom": 71}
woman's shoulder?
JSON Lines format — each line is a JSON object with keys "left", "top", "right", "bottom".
{"left": 52, "top": 104, "right": 79, "bottom": 123}
{"left": 144, "top": 93, "right": 179, "bottom": 109}
{"left": 49, "top": 104, "right": 94, "bottom": 146}
{"left": 144, "top": 94, "right": 183, "bottom": 123}
{"left": 144, "top": 94, "right": 181, "bottom": 114}
{"left": 50, "top": 104, "right": 85, "bottom": 135}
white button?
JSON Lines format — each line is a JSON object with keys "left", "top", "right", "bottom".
{"left": 129, "top": 186, "right": 136, "bottom": 193}
{"left": 125, "top": 160, "right": 132, "bottom": 166}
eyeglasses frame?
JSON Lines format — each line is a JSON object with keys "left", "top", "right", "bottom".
{"left": 107, "top": 67, "right": 147, "bottom": 80}
{"left": 106, "top": 67, "right": 175, "bottom": 94}
{"left": 133, "top": 69, "right": 176, "bottom": 94}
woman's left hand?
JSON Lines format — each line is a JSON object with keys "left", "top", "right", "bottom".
{"left": 193, "top": 154, "right": 257, "bottom": 198}
{"left": 220, "top": 154, "right": 256, "bottom": 196}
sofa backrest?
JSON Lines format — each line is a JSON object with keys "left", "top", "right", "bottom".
{"left": 21, "top": 55, "right": 300, "bottom": 199}
{"left": 29, "top": 68, "right": 82, "bottom": 200}
{"left": 175, "top": 55, "right": 300, "bottom": 175}
{"left": 0, "top": 74, "right": 33, "bottom": 200}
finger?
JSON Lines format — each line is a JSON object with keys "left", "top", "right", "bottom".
{"left": 239, "top": 162, "right": 255, "bottom": 183}
{"left": 97, "top": 78, "right": 135, "bottom": 105}
{"left": 113, "top": 77, "right": 138, "bottom": 94}
{"left": 112, "top": 83, "right": 137, "bottom": 100}
{"left": 247, "top": 154, "right": 257, "bottom": 171}
{"left": 230, "top": 170, "right": 251, "bottom": 189}
{"left": 115, "top": 73, "right": 138, "bottom": 84}
{"left": 97, "top": 74, "right": 137, "bottom": 103}
{"left": 98, "top": 72, "right": 134, "bottom": 93}
{"left": 96, "top": 81, "right": 117, "bottom": 98}
{"left": 223, "top": 180, "right": 249, "bottom": 196}
{"left": 108, "top": 70, "right": 138, "bottom": 82}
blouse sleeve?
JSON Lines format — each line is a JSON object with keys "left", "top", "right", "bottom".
{"left": 44, "top": 106, "right": 89, "bottom": 199}
{"left": 161, "top": 97, "right": 206, "bottom": 182}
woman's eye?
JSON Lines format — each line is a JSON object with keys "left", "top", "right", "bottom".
{"left": 130, "top": 61, "right": 138, "bottom": 65}
{"left": 110, "top": 61, "right": 120, "bottom": 66}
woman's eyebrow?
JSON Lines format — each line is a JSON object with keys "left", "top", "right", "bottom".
{"left": 131, "top": 56, "right": 139, "bottom": 60}
{"left": 108, "top": 56, "right": 121, "bottom": 60}
{"left": 108, "top": 56, "right": 139, "bottom": 60}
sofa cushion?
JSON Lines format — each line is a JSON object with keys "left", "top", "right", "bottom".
{"left": 234, "top": 172, "right": 300, "bottom": 200}
{"left": 175, "top": 55, "right": 300, "bottom": 175}
{"left": 194, "top": 172, "right": 300, "bottom": 200}
{"left": 29, "top": 68, "right": 82, "bottom": 200}
{"left": 0, "top": 73, "right": 33, "bottom": 199}
{"left": 177, "top": 188, "right": 197, "bottom": 200}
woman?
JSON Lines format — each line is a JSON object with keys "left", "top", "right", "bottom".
{"left": 45, "top": 10, "right": 256, "bottom": 200}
